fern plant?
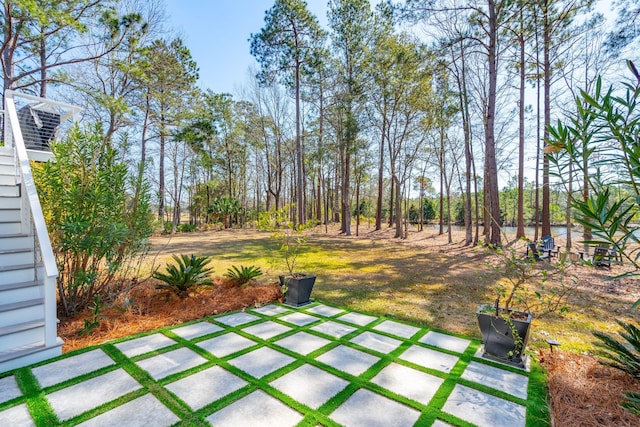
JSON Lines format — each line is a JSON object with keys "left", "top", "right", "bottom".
{"left": 224, "top": 265, "right": 263, "bottom": 286}
{"left": 153, "top": 254, "right": 214, "bottom": 299}
{"left": 593, "top": 320, "right": 640, "bottom": 416}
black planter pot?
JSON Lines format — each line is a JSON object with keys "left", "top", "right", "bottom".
{"left": 279, "top": 274, "right": 316, "bottom": 307}
{"left": 476, "top": 304, "right": 532, "bottom": 368}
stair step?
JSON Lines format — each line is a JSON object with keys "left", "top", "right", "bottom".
{"left": 0, "top": 164, "right": 15, "bottom": 175}
{"left": 0, "top": 196, "right": 20, "bottom": 209}
{"left": 0, "top": 280, "right": 41, "bottom": 292}
{"left": 0, "top": 221, "right": 21, "bottom": 234}
{"left": 0, "top": 248, "right": 34, "bottom": 268}
{"left": 0, "top": 235, "right": 34, "bottom": 251}
{"left": 0, "top": 298, "right": 44, "bottom": 313}
{"left": 0, "top": 320, "right": 45, "bottom": 354}
{"left": 0, "top": 338, "right": 63, "bottom": 372}
{"left": 0, "top": 264, "right": 35, "bottom": 284}
{"left": 0, "top": 208, "right": 20, "bottom": 222}
{"left": 0, "top": 318, "right": 44, "bottom": 336}
{"left": 0, "top": 281, "right": 43, "bottom": 304}
{"left": 0, "top": 174, "right": 15, "bottom": 186}
{"left": 0, "top": 185, "right": 19, "bottom": 197}
{"left": 0, "top": 302, "right": 44, "bottom": 325}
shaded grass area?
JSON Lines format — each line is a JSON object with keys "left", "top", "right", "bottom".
{"left": 146, "top": 228, "right": 640, "bottom": 355}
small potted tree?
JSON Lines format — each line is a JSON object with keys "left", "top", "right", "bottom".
{"left": 477, "top": 244, "right": 574, "bottom": 368}
{"left": 272, "top": 228, "right": 316, "bottom": 306}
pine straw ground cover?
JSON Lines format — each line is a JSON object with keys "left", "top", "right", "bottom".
{"left": 58, "top": 225, "right": 640, "bottom": 426}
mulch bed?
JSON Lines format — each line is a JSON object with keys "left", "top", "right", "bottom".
{"left": 541, "top": 349, "right": 640, "bottom": 426}
{"left": 58, "top": 279, "right": 281, "bottom": 353}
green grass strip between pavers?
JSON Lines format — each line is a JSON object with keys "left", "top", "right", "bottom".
{"left": 0, "top": 301, "right": 548, "bottom": 427}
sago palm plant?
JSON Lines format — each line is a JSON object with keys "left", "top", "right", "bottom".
{"left": 593, "top": 320, "right": 640, "bottom": 416}
{"left": 224, "top": 265, "right": 263, "bottom": 286}
{"left": 153, "top": 254, "right": 214, "bottom": 299}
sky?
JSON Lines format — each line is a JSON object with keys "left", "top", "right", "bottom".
{"left": 164, "top": 0, "right": 329, "bottom": 95}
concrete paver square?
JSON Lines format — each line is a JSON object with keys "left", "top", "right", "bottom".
{"left": 114, "top": 334, "right": 177, "bottom": 358}
{"left": 271, "top": 364, "right": 349, "bottom": 409}
{"left": 0, "top": 375, "right": 21, "bottom": 404}
{"left": 242, "top": 321, "right": 292, "bottom": 340}
{"left": 136, "top": 347, "right": 208, "bottom": 380}
{"left": 171, "top": 322, "right": 222, "bottom": 340}
{"left": 214, "top": 312, "right": 260, "bottom": 327}
{"left": 228, "top": 346, "right": 295, "bottom": 378}
{"left": 311, "top": 321, "right": 357, "bottom": 338}
{"left": 251, "top": 305, "right": 290, "bottom": 316}
{"left": 316, "top": 345, "right": 379, "bottom": 377}
{"left": 166, "top": 366, "right": 247, "bottom": 410}
{"left": 461, "top": 361, "right": 529, "bottom": 399}
{"left": 371, "top": 363, "right": 444, "bottom": 405}
{"left": 305, "top": 304, "right": 345, "bottom": 317}
{"left": 205, "top": 390, "right": 303, "bottom": 427}
{"left": 330, "top": 389, "right": 421, "bottom": 427}
{"left": 46, "top": 369, "right": 141, "bottom": 421}
{"left": 76, "top": 394, "right": 179, "bottom": 427}
{"left": 336, "top": 311, "right": 377, "bottom": 326}
{"left": 274, "top": 331, "right": 332, "bottom": 355}
{"left": 197, "top": 332, "right": 257, "bottom": 358}
{"left": 350, "top": 331, "right": 402, "bottom": 354}
{"left": 399, "top": 345, "right": 459, "bottom": 373}
{"left": 32, "top": 349, "right": 115, "bottom": 388}
{"left": 373, "top": 320, "right": 420, "bottom": 339}
{"left": 0, "top": 403, "right": 34, "bottom": 427}
{"left": 442, "top": 384, "right": 526, "bottom": 427}
{"left": 278, "top": 311, "right": 320, "bottom": 326}
{"left": 420, "top": 331, "right": 471, "bottom": 354}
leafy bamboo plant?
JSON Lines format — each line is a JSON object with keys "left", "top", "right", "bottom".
{"left": 153, "top": 254, "right": 214, "bottom": 299}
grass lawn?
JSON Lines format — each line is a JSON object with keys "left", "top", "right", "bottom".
{"left": 147, "top": 226, "right": 640, "bottom": 356}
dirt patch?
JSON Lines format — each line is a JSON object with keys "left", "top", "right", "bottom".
{"left": 58, "top": 279, "right": 281, "bottom": 353}
{"left": 542, "top": 350, "right": 640, "bottom": 426}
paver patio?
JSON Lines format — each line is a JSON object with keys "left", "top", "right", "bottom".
{"left": 0, "top": 301, "right": 544, "bottom": 426}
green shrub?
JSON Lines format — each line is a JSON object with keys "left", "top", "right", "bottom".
{"left": 224, "top": 265, "right": 263, "bottom": 286}
{"left": 34, "top": 124, "right": 153, "bottom": 316}
{"left": 153, "top": 254, "right": 214, "bottom": 298}
{"left": 177, "top": 223, "right": 197, "bottom": 232}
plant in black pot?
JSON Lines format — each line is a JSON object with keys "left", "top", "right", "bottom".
{"left": 272, "top": 228, "right": 316, "bottom": 307}
{"left": 478, "top": 244, "right": 575, "bottom": 368}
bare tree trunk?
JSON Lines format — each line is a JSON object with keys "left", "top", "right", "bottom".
{"left": 542, "top": 2, "right": 551, "bottom": 238}
{"left": 342, "top": 150, "right": 351, "bottom": 235}
{"left": 516, "top": 10, "right": 526, "bottom": 239}
{"left": 439, "top": 127, "right": 445, "bottom": 235}
{"left": 376, "top": 117, "right": 386, "bottom": 231}
{"left": 158, "top": 110, "right": 166, "bottom": 220}
{"left": 394, "top": 175, "right": 402, "bottom": 238}
{"left": 485, "top": 0, "right": 501, "bottom": 246}
{"left": 295, "top": 60, "right": 305, "bottom": 226}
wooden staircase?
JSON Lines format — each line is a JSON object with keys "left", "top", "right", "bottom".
{"left": 0, "top": 145, "right": 62, "bottom": 372}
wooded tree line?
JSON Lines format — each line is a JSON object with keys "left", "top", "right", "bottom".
{"left": 2, "top": 0, "right": 638, "bottom": 247}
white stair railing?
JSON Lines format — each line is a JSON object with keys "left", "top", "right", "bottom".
{"left": 4, "top": 90, "right": 81, "bottom": 348}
